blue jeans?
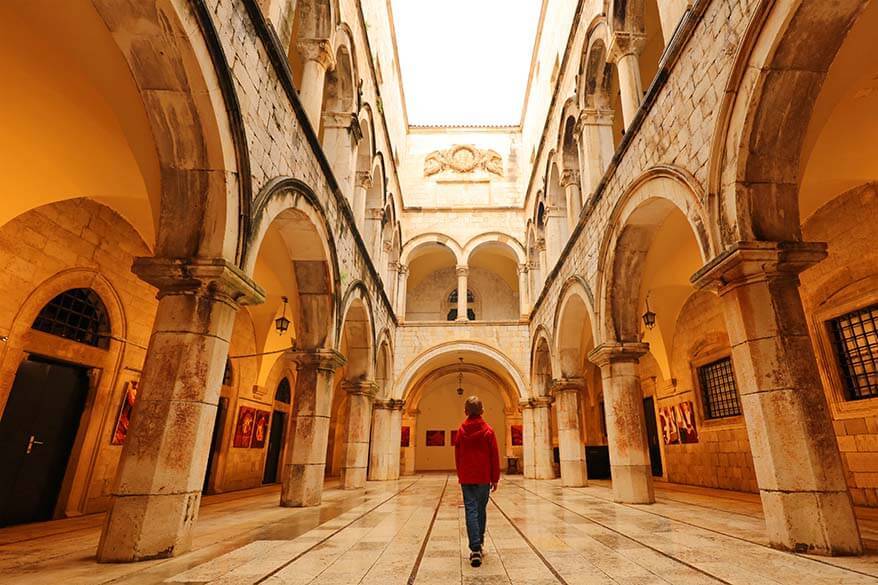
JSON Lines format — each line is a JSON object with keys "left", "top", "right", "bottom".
{"left": 461, "top": 484, "right": 491, "bottom": 552}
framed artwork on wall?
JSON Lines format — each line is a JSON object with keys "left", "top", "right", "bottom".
{"left": 111, "top": 379, "right": 139, "bottom": 445}
{"left": 676, "top": 401, "right": 699, "bottom": 444}
{"left": 251, "top": 410, "right": 270, "bottom": 448}
{"left": 425, "top": 429, "right": 445, "bottom": 447}
{"left": 510, "top": 424, "right": 523, "bottom": 446}
{"left": 401, "top": 426, "right": 411, "bottom": 447}
{"left": 233, "top": 406, "right": 256, "bottom": 448}
{"left": 659, "top": 406, "right": 679, "bottom": 445}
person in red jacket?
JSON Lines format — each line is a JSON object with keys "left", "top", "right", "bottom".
{"left": 453, "top": 396, "right": 500, "bottom": 567}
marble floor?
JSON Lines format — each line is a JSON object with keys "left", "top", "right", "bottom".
{"left": 3, "top": 475, "right": 878, "bottom": 584}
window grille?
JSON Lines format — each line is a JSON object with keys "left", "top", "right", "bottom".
{"left": 448, "top": 289, "right": 475, "bottom": 303}
{"left": 698, "top": 357, "right": 742, "bottom": 419}
{"left": 830, "top": 303, "right": 878, "bottom": 400}
{"left": 276, "top": 378, "right": 292, "bottom": 404}
{"left": 32, "top": 288, "right": 109, "bottom": 349}
{"left": 446, "top": 289, "right": 476, "bottom": 321}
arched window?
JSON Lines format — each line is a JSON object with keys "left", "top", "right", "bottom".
{"left": 446, "top": 289, "right": 476, "bottom": 321}
{"left": 276, "top": 378, "right": 292, "bottom": 404}
{"left": 222, "top": 359, "right": 234, "bottom": 387}
{"left": 32, "top": 288, "right": 110, "bottom": 349}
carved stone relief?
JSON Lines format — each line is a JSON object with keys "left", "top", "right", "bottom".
{"left": 424, "top": 145, "right": 503, "bottom": 177}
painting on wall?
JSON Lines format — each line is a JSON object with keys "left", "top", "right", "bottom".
{"left": 401, "top": 426, "right": 411, "bottom": 447}
{"left": 111, "top": 380, "right": 139, "bottom": 445}
{"left": 233, "top": 406, "right": 256, "bottom": 448}
{"left": 251, "top": 410, "right": 271, "bottom": 449}
{"left": 450, "top": 430, "right": 458, "bottom": 445}
{"left": 675, "top": 401, "right": 699, "bottom": 444}
{"left": 659, "top": 406, "right": 679, "bottom": 445}
{"left": 425, "top": 429, "right": 445, "bottom": 447}
{"left": 510, "top": 424, "right": 523, "bottom": 446}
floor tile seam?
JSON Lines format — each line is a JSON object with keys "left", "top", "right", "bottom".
{"left": 482, "top": 498, "right": 537, "bottom": 584}
{"left": 248, "top": 477, "right": 423, "bottom": 585}
{"left": 342, "top": 484, "right": 447, "bottom": 585}
{"left": 557, "top": 483, "right": 878, "bottom": 580}
{"left": 507, "top": 482, "right": 735, "bottom": 585}
{"left": 405, "top": 474, "right": 450, "bottom": 584}
{"left": 488, "top": 491, "right": 569, "bottom": 584}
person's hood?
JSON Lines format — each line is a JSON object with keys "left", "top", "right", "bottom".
{"left": 458, "top": 416, "right": 491, "bottom": 440}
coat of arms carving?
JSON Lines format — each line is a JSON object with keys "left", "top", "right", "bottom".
{"left": 424, "top": 145, "right": 503, "bottom": 177}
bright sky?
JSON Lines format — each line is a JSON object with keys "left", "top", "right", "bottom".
{"left": 392, "top": 1, "right": 542, "bottom": 126}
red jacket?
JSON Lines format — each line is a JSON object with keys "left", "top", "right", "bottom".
{"left": 453, "top": 416, "right": 500, "bottom": 485}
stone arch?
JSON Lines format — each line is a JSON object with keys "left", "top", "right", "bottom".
{"left": 400, "top": 233, "right": 464, "bottom": 266}
{"left": 530, "top": 327, "right": 557, "bottom": 397}
{"left": 553, "top": 277, "right": 598, "bottom": 378}
{"left": 596, "top": 166, "right": 711, "bottom": 355}
{"left": 711, "top": 0, "right": 869, "bottom": 245}
{"left": 579, "top": 18, "right": 613, "bottom": 110}
{"left": 364, "top": 154, "right": 386, "bottom": 254}
{"left": 395, "top": 341, "right": 529, "bottom": 401}
{"left": 374, "top": 328, "right": 394, "bottom": 399}
{"left": 559, "top": 99, "right": 581, "bottom": 174}
{"left": 245, "top": 177, "right": 340, "bottom": 350}
{"left": 462, "top": 233, "right": 526, "bottom": 265}
{"left": 337, "top": 282, "right": 374, "bottom": 382}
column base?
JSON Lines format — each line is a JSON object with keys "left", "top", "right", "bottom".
{"left": 611, "top": 464, "right": 654, "bottom": 504}
{"left": 341, "top": 467, "right": 367, "bottom": 490}
{"left": 560, "top": 460, "right": 587, "bottom": 487}
{"left": 761, "top": 489, "right": 862, "bottom": 556}
{"left": 96, "top": 491, "right": 200, "bottom": 562}
{"left": 280, "top": 464, "right": 325, "bottom": 507}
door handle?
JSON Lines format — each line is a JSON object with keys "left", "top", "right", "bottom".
{"left": 26, "top": 435, "right": 45, "bottom": 454}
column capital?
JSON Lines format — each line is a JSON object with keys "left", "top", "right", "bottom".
{"left": 587, "top": 342, "right": 649, "bottom": 367}
{"left": 691, "top": 241, "right": 828, "bottom": 295}
{"left": 521, "top": 395, "right": 554, "bottom": 409}
{"left": 518, "top": 263, "right": 529, "bottom": 274}
{"left": 544, "top": 205, "right": 567, "bottom": 218}
{"left": 132, "top": 257, "right": 265, "bottom": 305}
{"left": 397, "top": 264, "right": 409, "bottom": 275}
{"left": 322, "top": 110, "right": 355, "bottom": 130}
{"left": 367, "top": 208, "right": 384, "bottom": 220}
{"left": 560, "top": 169, "right": 580, "bottom": 189}
{"left": 374, "top": 398, "right": 406, "bottom": 410}
{"left": 456, "top": 265, "right": 469, "bottom": 277}
{"left": 289, "top": 348, "right": 347, "bottom": 373}
{"left": 355, "top": 170, "right": 373, "bottom": 190}
{"left": 383, "top": 240, "right": 393, "bottom": 253}
{"left": 550, "top": 377, "right": 586, "bottom": 395}
{"left": 576, "top": 107, "right": 615, "bottom": 131}
{"left": 536, "top": 238, "right": 546, "bottom": 252}
{"left": 297, "top": 38, "right": 336, "bottom": 70}
{"left": 341, "top": 379, "right": 378, "bottom": 397}
{"left": 608, "top": 31, "right": 647, "bottom": 63}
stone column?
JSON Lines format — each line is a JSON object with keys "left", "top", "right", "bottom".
{"left": 520, "top": 401, "right": 536, "bottom": 478}
{"left": 396, "top": 265, "right": 408, "bottom": 320}
{"left": 693, "top": 241, "right": 862, "bottom": 555}
{"left": 608, "top": 32, "right": 647, "bottom": 130}
{"left": 576, "top": 108, "right": 615, "bottom": 195}
{"left": 560, "top": 169, "right": 582, "bottom": 230}
{"left": 341, "top": 380, "right": 377, "bottom": 489}
{"left": 401, "top": 411, "right": 417, "bottom": 475}
{"left": 386, "top": 262, "right": 399, "bottom": 308}
{"left": 280, "top": 349, "right": 346, "bottom": 507}
{"left": 588, "top": 342, "right": 654, "bottom": 504}
{"left": 544, "top": 207, "right": 568, "bottom": 270}
{"left": 97, "top": 258, "right": 265, "bottom": 562}
{"left": 456, "top": 265, "right": 469, "bottom": 322}
{"left": 517, "top": 263, "right": 530, "bottom": 320}
{"left": 365, "top": 208, "right": 383, "bottom": 257}
{"left": 352, "top": 171, "right": 372, "bottom": 230}
{"left": 537, "top": 240, "right": 548, "bottom": 287}
{"left": 369, "top": 399, "right": 405, "bottom": 480}
{"left": 297, "top": 38, "right": 336, "bottom": 129}
{"left": 552, "top": 379, "right": 588, "bottom": 487}
{"left": 528, "top": 397, "right": 555, "bottom": 480}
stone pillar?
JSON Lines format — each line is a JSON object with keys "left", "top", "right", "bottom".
{"left": 552, "top": 379, "right": 587, "bottom": 487}
{"left": 588, "top": 343, "right": 654, "bottom": 504}
{"left": 456, "top": 265, "right": 469, "bottom": 322}
{"left": 693, "top": 241, "right": 862, "bottom": 555}
{"left": 656, "top": 0, "right": 690, "bottom": 44}
{"left": 608, "top": 32, "right": 647, "bottom": 130}
{"left": 576, "top": 108, "right": 615, "bottom": 194}
{"left": 544, "top": 207, "right": 568, "bottom": 270}
{"left": 520, "top": 402, "right": 536, "bottom": 478}
{"left": 369, "top": 399, "right": 405, "bottom": 480}
{"left": 401, "top": 411, "right": 417, "bottom": 475}
{"left": 386, "top": 262, "right": 399, "bottom": 308}
{"left": 321, "top": 111, "right": 356, "bottom": 192}
{"left": 537, "top": 239, "right": 548, "bottom": 287}
{"left": 365, "top": 208, "right": 383, "bottom": 258}
{"left": 96, "top": 258, "right": 264, "bottom": 562}
{"left": 525, "top": 397, "right": 555, "bottom": 480}
{"left": 280, "top": 349, "right": 346, "bottom": 507}
{"left": 297, "top": 38, "right": 336, "bottom": 129}
{"left": 396, "top": 265, "right": 408, "bottom": 320}
{"left": 517, "top": 263, "right": 530, "bottom": 320}
{"left": 341, "top": 380, "right": 377, "bottom": 489}
{"left": 353, "top": 171, "right": 372, "bottom": 230}
{"left": 560, "top": 169, "right": 582, "bottom": 230}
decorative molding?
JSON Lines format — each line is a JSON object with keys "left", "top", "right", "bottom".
{"left": 297, "top": 38, "right": 336, "bottom": 70}
{"left": 424, "top": 144, "right": 503, "bottom": 177}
